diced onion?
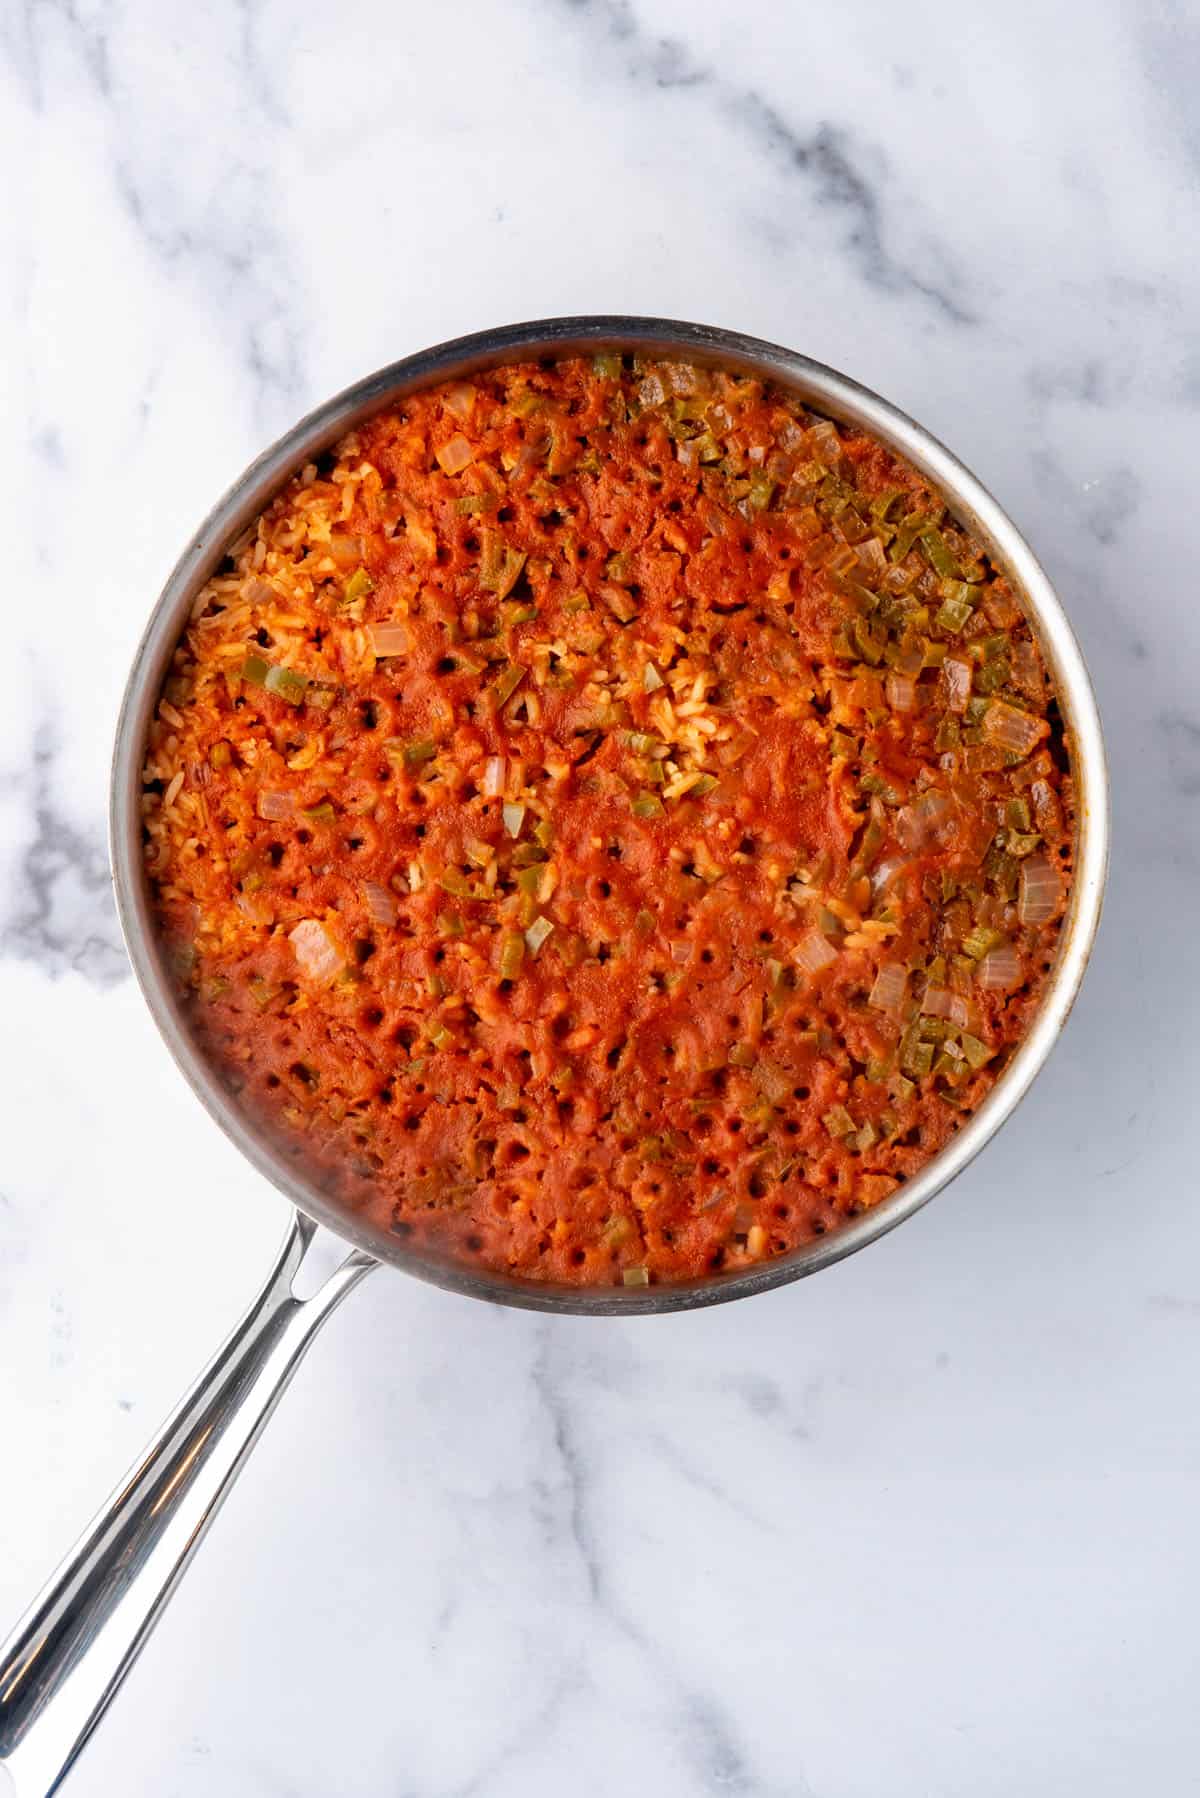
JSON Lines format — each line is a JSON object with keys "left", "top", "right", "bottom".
{"left": 869, "top": 962, "right": 907, "bottom": 1012}
{"left": 793, "top": 930, "right": 839, "bottom": 977}
{"left": 1011, "top": 639, "right": 1043, "bottom": 699}
{"left": 289, "top": 919, "right": 343, "bottom": 985}
{"left": 483, "top": 755, "right": 507, "bottom": 797}
{"left": 443, "top": 383, "right": 477, "bottom": 423}
{"left": 976, "top": 942, "right": 1022, "bottom": 991}
{"left": 435, "top": 433, "right": 475, "bottom": 475}
{"left": 370, "top": 623, "right": 409, "bottom": 657}
{"left": 326, "top": 535, "right": 361, "bottom": 568}
{"left": 806, "top": 420, "right": 843, "bottom": 470}
{"left": 643, "top": 661, "right": 664, "bottom": 691}
{"left": 885, "top": 673, "right": 917, "bottom": 713}
{"left": 1030, "top": 779, "right": 1063, "bottom": 835}
{"left": 256, "top": 790, "right": 293, "bottom": 821}
{"left": 1018, "top": 854, "right": 1064, "bottom": 925}
{"left": 525, "top": 915, "right": 554, "bottom": 956}
{"left": 948, "top": 992, "right": 980, "bottom": 1032}
{"left": 896, "top": 789, "right": 954, "bottom": 852}
{"left": 856, "top": 536, "right": 888, "bottom": 580}
{"left": 982, "top": 701, "right": 1047, "bottom": 758}
{"left": 921, "top": 982, "right": 955, "bottom": 1018}
{"left": 871, "top": 855, "right": 913, "bottom": 896}
{"left": 943, "top": 656, "right": 972, "bottom": 715}
{"left": 363, "top": 880, "right": 397, "bottom": 927}
{"left": 502, "top": 802, "right": 526, "bottom": 839}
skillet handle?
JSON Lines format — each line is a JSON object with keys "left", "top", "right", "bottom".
{"left": 0, "top": 1211, "right": 375, "bottom": 1798}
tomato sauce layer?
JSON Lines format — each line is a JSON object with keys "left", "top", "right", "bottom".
{"left": 143, "top": 356, "right": 1073, "bottom": 1286}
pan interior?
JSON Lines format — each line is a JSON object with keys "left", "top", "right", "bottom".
{"left": 109, "top": 317, "right": 1108, "bottom": 1316}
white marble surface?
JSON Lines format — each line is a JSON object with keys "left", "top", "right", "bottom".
{"left": 2, "top": 1, "right": 1198, "bottom": 1791}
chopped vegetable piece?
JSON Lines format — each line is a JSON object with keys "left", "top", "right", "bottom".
{"left": 257, "top": 790, "right": 294, "bottom": 821}
{"left": 976, "top": 942, "right": 1022, "bottom": 991}
{"left": 443, "top": 383, "right": 477, "bottom": 423}
{"left": 962, "top": 925, "right": 1002, "bottom": 961}
{"left": 944, "top": 655, "right": 972, "bottom": 714}
{"left": 824, "top": 1105, "right": 855, "bottom": 1138}
{"left": 499, "top": 930, "right": 526, "bottom": 979}
{"left": 896, "top": 789, "right": 955, "bottom": 851}
{"left": 494, "top": 549, "right": 528, "bottom": 600}
{"left": 921, "top": 526, "right": 958, "bottom": 578}
{"left": 1018, "top": 854, "right": 1064, "bottom": 925}
{"left": 492, "top": 662, "right": 527, "bottom": 707}
{"left": 982, "top": 700, "right": 1048, "bottom": 758}
{"left": 869, "top": 962, "right": 907, "bottom": 1013}
{"left": 436, "top": 434, "right": 475, "bottom": 475}
{"left": 240, "top": 654, "right": 270, "bottom": 686}
{"left": 264, "top": 665, "right": 307, "bottom": 705}
{"left": 935, "top": 596, "right": 973, "bottom": 635}
{"left": 890, "top": 513, "right": 927, "bottom": 561}
{"left": 363, "top": 880, "right": 396, "bottom": 927}
{"left": 525, "top": 915, "right": 553, "bottom": 956}
{"left": 483, "top": 755, "right": 507, "bottom": 797}
{"left": 794, "top": 930, "right": 839, "bottom": 976}
{"left": 903, "top": 1037, "right": 935, "bottom": 1079}
{"left": 604, "top": 587, "right": 640, "bottom": 624}
{"left": 502, "top": 802, "right": 526, "bottom": 839}
{"left": 400, "top": 738, "right": 437, "bottom": 770}
{"left": 289, "top": 919, "right": 342, "bottom": 985}
{"left": 643, "top": 661, "right": 664, "bottom": 691}
{"left": 622, "top": 1266, "right": 650, "bottom": 1287}
{"left": 344, "top": 567, "right": 374, "bottom": 605}
{"left": 631, "top": 792, "right": 665, "bottom": 818}
{"left": 370, "top": 623, "right": 409, "bottom": 657}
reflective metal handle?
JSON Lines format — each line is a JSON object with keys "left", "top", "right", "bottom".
{"left": 0, "top": 1212, "right": 375, "bottom": 1797}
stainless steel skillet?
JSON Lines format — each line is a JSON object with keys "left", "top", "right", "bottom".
{"left": 0, "top": 317, "right": 1109, "bottom": 1796}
